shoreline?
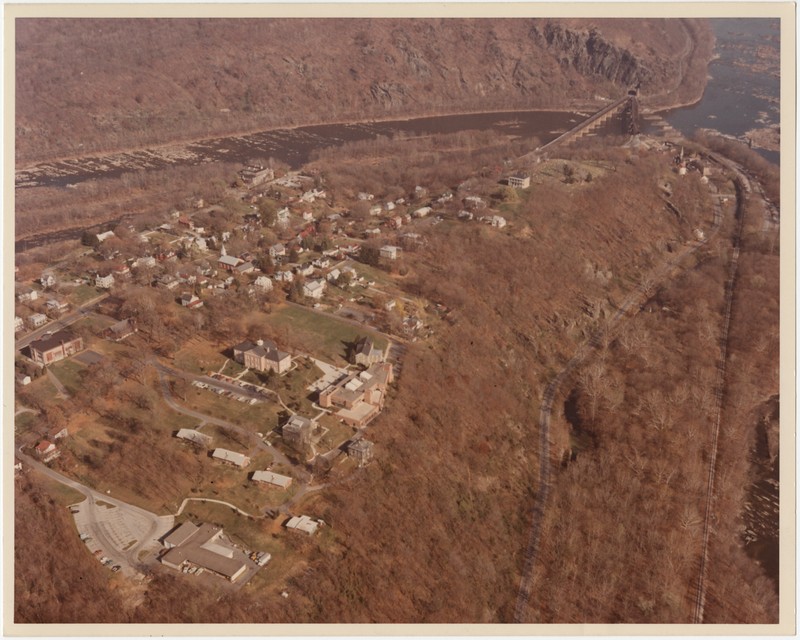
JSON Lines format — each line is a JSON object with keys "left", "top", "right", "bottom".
{"left": 17, "top": 92, "right": 709, "bottom": 176}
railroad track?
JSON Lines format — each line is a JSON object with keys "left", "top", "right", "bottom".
{"left": 692, "top": 164, "right": 749, "bottom": 623}
{"left": 513, "top": 153, "right": 727, "bottom": 623}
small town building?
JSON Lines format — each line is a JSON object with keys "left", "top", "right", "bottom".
{"left": 96, "top": 230, "right": 116, "bottom": 243}
{"left": 235, "top": 261, "right": 255, "bottom": 275}
{"left": 160, "top": 522, "right": 249, "bottom": 582}
{"left": 347, "top": 439, "right": 374, "bottom": 467}
{"left": 180, "top": 293, "right": 204, "bottom": 309}
{"left": 326, "top": 268, "right": 341, "bottom": 283}
{"left": 254, "top": 275, "right": 273, "bottom": 292}
{"left": 352, "top": 336, "right": 384, "bottom": 366}
{"left": 218, "top": 254, "right": 242, "bottom": 271}
{"left": 458, "top": 210, "right": 474, "bottom": 221}
{"left": 491, "top": 215, "right": 507, "bottom": 229}
{"left": 28, "top": 313, "right": 49, "bottom": 329}
{"left": 507, "top": 173, "right": 531, "bottom": 189}
{"left": 282, "top": 415, "right": 314, "bottom": 449}
{"left": 251, "top": 470, "right": 293, "bottom": 489}
{"left": 285, "top": 515, "right": 319, "bottom": 535}
{"left": 29, "top": 330, "right": 84, "bottom": 365}
{"left": 233, "top": 338, "right": 292, "bottom": 374}
{"left": 40, "top": 273, "right": 57, "bottom": 289}
{"left": 379, "top": 245, "right": 400, "bottom": 261}
{"left": 95, "top": 273, "right": 115, "bottom": 289}
{"left": 104, "top": 318, "right": 137, "bottom": 342}
{"left": 176, "top": 428, "right": 213, "bottom": 447}
{"left": 211, "top": 448, "right": 250, "bottom": 468}
{"left": 413, "top": 206, "right": 432, "bottom": 218}
{"left": 48, "top": 425, "right": 69, "bottom": 440}
{"left": 239, "top": 165, "right": 274, "bottom": 186}
{"left": 34, "top": 440, "right": 60, "bottom": 463}
{"left": 14, "top": 316, "right": 24, "bottom": 332}
{"left": 17, "top": 287, "right": 39, "bottom": 303}
{"left": 45, "top": 299, "right": 69, "bottom": 314}
{"left": 303, "top": 279, "right": 326, "bottom": 299}
{"left": 274, "top": 269, "right": 294, "bottom": 283}
{"left": 319, "top": 362, "right": 393, "bottom": 427}
{"left": 269, "top": 243, "right": 286, "bottom": 258}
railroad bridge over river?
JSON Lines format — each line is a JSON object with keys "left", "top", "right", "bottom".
{"left": 528, "top": 91, "right": 640, "bottom": 160}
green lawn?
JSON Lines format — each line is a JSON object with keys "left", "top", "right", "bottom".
{"left": 70, "top": 285, "right": 101, "bottom": 306}
{"left": 49, "top": 359, "right": 87, "bottom": 395}
{"left": 30, "top": 471, "right": 86, "bottom": 507}
{"left": 174, "top": 339, "right": 228, "bottom": 375}
{"left": 15, "top": 411, "right": 37, "bottom": 433}
{"left": 267, "top": 305, "right": 387, "bottom": 365}
{"left": 181, "top": 386, "right": 283, "bottom": 433}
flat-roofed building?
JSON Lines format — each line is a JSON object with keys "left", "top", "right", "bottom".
{"left": 28, "top": 313, "right": 48, "bottom": 329}
{"left": 282, "top": 415, "right": 314, "bottom": 449}
{"left": 29, "top": 330, "right": 84, "bottom": 366}
{"left": 211, "top": 448, "right": 250, "bottom": 468}
{"left": 160, "top": 522, "right": 249, "bottom": 582}
{"left": 285, "top": 515, "right": 319, "bottom": 535}
{"left": 176, "top": 429, "right": 213, "bottom": 448}
{"left": 507, "top": 173, "right": 531, "bottom": 189}
{"left": 252, "top": 470, "right": 293, "bottom": 489}
{"left": 318, "top": 362, "right": 393, "bottom": 427}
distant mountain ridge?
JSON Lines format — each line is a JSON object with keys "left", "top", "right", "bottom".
{"left": 16, "top": 18, "right": 713, "bottom": 164}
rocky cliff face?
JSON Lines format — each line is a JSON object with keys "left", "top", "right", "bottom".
{"left": 533, "top": 22, "right": 648, "bottom": 87}
{"left": 16, "top": 18, "right": 712, "bottom": 163}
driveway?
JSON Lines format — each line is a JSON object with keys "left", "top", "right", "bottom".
{"left": 17, "top": 448, "right": 174, "bottom": 577}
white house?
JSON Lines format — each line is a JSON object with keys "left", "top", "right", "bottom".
{"left": 274, "top": 270, "right": 294, "bottom": 283}
{"left": 303, "top": 279, "right": 326, "bottom": 299}
{"left": 413, "top": 206, "right": 432, "bottom": 218}
{"left": 254, "top": 275, "right": 273, "bottom": 292}
{"left": 14, "top": 316, "right": 24, "bottom": 332}
{"left": 326, "top": 268, "right": 341, "bottom": 283}
{"left": 96, "top": 230, "right": 115, "bottom": 243}
{"left": 269, "top": 243, "right": 286, "bottom": 258}
{"left": 380, "top": 245, "right": 400, "bottom": 260}
{"left": 491, "top": 216, "right": 507, "bottom": 229}
{"left": 28, "top": 313, "right": 48, "bottom": 328}
{"left": 40, "top": 273, "right": 56, "bottom": 289}
{"left": 95, "top": 273, "right": 115, "bottom": 289}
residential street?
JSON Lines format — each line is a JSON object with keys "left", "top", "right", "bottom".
{"left": 15, "top": 292, "right": 109, "bottom": 351}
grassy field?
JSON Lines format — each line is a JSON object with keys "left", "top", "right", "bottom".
{"left": 266, "top": 304, "right": 387, "bottom": 364}
{"left": 15, "top": 411, "right": 37, "bottom": 433}
{"left": 49, "top": 358, "right": 87, "bottom": 395}
{"left": 30, "top": 470, "right": 86, "bottom": 507}
{"left": 180, "top": 385, "right": 283, "bottom": 433}
{"left": 69, "top": 284, "right": 101, "bottom": 306}
{"left": 173, "top": 338, "right": 228, "bottom": 375}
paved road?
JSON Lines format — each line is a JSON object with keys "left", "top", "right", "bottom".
{"left": 17, "top": 447, "right": 174, "bottom": 577}
{"left": 153, "top": 363, "right": 291, "bottom": 468}
{"left": 15, "top": 293, "right": 109, "bottom": 351}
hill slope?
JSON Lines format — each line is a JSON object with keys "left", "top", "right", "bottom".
{"left": 15, "top": 18, "right": 713, "bottom": 164}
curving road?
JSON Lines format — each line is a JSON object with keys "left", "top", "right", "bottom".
{"left": 17, "top": 447, "right": 174, "bottom": 577}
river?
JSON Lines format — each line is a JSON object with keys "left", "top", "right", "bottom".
{"left": 662, "top": 18, "right": 780, "bottom": 164}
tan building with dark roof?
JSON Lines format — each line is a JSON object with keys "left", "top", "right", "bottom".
{"left": 160, "top": 522, "right": 249, "bottom": 582}
{"left": 232, "top": 338, "right": 291, "bottom": 374}
{"left": 29, "top": 331, "right": 84, "bottom": 366}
